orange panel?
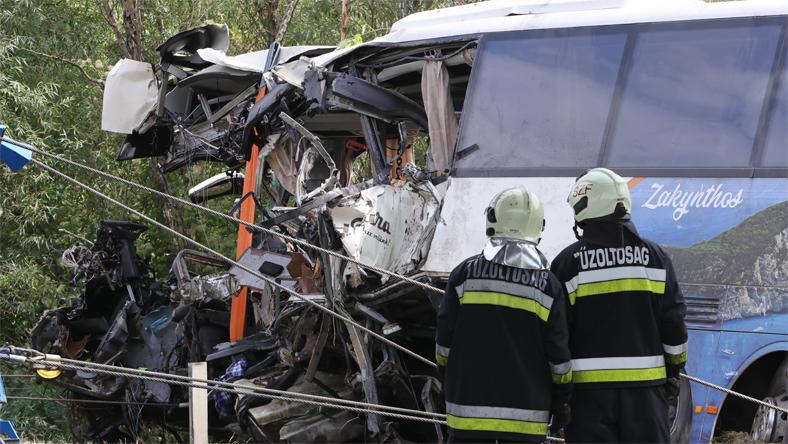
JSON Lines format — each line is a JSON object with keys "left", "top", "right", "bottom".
{"left": 229, "top": 87, "right": 267, "bottom": 341}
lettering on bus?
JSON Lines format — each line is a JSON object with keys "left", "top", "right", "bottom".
{"left": 642, "top": 183, "right": 744, "bottom": 221}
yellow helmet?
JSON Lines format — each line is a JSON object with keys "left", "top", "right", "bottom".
{"left": 485, "top": 186, "right": 545, "bottom": 244}
{"left": 568, "top": 168, "right": 631, "bottom": 223}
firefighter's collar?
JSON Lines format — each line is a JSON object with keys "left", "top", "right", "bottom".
{"left": 483, "top": 238, "right": 549, "bottom": 270}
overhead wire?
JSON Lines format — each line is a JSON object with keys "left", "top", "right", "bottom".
{"left": 27, "top": 157, "right": 437, "bottom": 369}
{"left": 0, "top": 136, "right": 444, "bottom": 295}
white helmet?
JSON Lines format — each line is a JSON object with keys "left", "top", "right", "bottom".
{"left": 485, "top": 186, "right": 545, "bottom": 244}
{"left": 567, "top": 168, "right": 631, "bottom": 223}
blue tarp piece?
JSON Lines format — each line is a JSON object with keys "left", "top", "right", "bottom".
{"left": 0, "top": 125, "right": 32, "bottom": 172}
{"left": 0, "top": 374, "right": 6, "bottom": 404}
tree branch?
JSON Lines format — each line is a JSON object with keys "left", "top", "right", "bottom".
{"left": 16, "top": 47, "right": 104, "bottom": 90}
{"left": 275, "top": 0, "right": 300, "bottom": 44}
{"left": 99, "top": 0, "right": 132, "bottom": 59}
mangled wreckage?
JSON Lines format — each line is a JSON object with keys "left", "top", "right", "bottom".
{"left": 31, "top": 13, "right": 477, "bottom": 442}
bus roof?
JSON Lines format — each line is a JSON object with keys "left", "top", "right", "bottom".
{"left": 305, "top": 0, "right": 788, "bottom": 69}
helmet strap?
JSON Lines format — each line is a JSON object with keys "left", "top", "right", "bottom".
{"left": 572, "top": 222, "right": 583, "bottom": 240}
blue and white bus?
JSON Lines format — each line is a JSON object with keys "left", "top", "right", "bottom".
{"left": 384, "top": 1, "right": 788, "bottom": 441}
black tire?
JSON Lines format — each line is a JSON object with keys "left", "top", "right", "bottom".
{"left": 670, "top": 376, "right": 693, "bottom": 444}
{"left": 751, "top": 357, "right": 788, "bottom": 443}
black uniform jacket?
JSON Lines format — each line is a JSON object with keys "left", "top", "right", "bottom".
{"left": 550, "top": 220, "right": 688, "bottom": 390}
{"left": 436, "top": 253, "right": 572, "bottom": 442}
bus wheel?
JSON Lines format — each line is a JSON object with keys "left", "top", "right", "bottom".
{"left": 670, "top": 376, "right": 693, "bottom": 443}
{"left": 751, "top": 357, "right": 788, "bottom": 443}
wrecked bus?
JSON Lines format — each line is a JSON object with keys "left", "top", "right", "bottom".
{"left": 30, "top": 0, "right": 787, "bottom": 442}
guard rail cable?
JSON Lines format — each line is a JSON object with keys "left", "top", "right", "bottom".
{"left": 0, "top": 347, "right": 567, "bottom": 441}
{"left": 0, "top": 137, "right": 444, "bottom": 295}
{"left": 0, "top": 349, "right": 444, "bottom": 425}
{"left": 28, "top": 157, "right": 436, "bottom": 368}
{"left": 679, "top": 372, "right": 788, "bottom": 414}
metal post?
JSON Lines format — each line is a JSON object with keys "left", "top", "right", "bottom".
{"left": 188, "top": 362, "right": 208, "bottom": 444}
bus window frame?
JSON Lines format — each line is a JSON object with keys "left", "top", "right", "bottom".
{"left": 452, "top": 16, "right": 788, "bottom": 178}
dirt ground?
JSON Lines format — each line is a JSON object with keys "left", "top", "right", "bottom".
{"left": 713, "top": 431, "right": 761, "bottom": 444}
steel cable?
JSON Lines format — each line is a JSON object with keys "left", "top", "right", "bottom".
{"left": 1, "top": 137, "right": 443, "bottom": 295}
{"left": 5, "top": 347, "right": 444, "bottom": 419}
{"left": 29, "top": 158, "right": 437, "bottom": 368}
{"left": 0, "top": 352, "right": 566, "bottom": 441}
{"left": 2, "top": 355, "right": 445, "bottom": 425}
{"left": 680, "top": 372, "right": 788, "bottom": 414}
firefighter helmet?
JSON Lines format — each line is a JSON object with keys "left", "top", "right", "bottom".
{"left": 485, "top": 186, "right": 545, "bottom": 244}
{"left": 568, "top": 167, "right": 631, "bottom": 223}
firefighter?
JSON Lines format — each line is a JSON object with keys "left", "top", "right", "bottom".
{"left": 436, "top": 186, "right": 572, "bottom": 443}
{"left": 550, "top": 168, "right": 688, "bottom": 442}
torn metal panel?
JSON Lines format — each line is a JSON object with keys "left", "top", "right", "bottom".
{"left": 197, "top": 46, "right": 334, "bottom": 73}
{"left": 343, "top": 314, "right": 381, "bottom": 434}
{"left": 330, "top": 183, "right": 440, "bottom": 281}
{"left": 327, "top": 73, "right": 428, "bottom": 130}
{"left": 229, "top": 248, "right": 296, "bottom": 291}
{"left": 156, "top": 24, "right": 230, "bottom": 69}
{"left": 279, "top": 411, "right": 363, "bottom": 442}
{"left": 101, "top": 59, "right": 159, "bottom": 134}
{"left": 246, "top": 372, "right": 352, "bottom": 425}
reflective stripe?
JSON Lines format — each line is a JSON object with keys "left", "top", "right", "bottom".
{"left": 572, "top": 355, "right": 665, "bottom": 371}
{"left": 663, "top": 342, "right": 688, "bottom": 355}
{"left": 447, "top": 415, "right": 548, "bottom": 436}
{"left": 455, "top": 283, "right": 464, "bottom": 299}
{"left": 552, "top": 369, "right": 573, "bottom": 384}
{"left": 665, "top": 352, "right": 687, "bottom": 365}
{"left": 461, "top": 291, "right": 550, "bottom": 321}
{"left": 446, "top": 402, "right": 550, "bottom": 423}
{"left": 577, "top": 266, "right": 666, "bottom": 284}
{"left": 464, "top": 279, "right": 553, "bottom": 310}
{"left": 550, "top": 361, "right": 573, "bottom": 383}
{"left": 436, "top": 344, "right": 450, "bottom": 366}
{"left": 663, "top": 342, "right": 688, "bottom": 366}
{"left": 446, "top": 403, "right": 549, "bottom": 436}
{"left": 550, "top": 361, "right": 572, "bottom": 375}
{"left": 566, "top": 267, "right": 667, "bottom": 304}
{"left": 572, "top": 355, "right": 666, "bottom": 383}
{"left": 565, "top": 275, "right": 579, "bottom": 295}
{"left": 574, "top": 367, "right": 666, "bottom": 383}
{"left": 570, "top": 279, "right": 666, "bottom": 303}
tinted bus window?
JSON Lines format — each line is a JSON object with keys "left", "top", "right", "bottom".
{"left": 455, "top": 19, "right": 786, "bottom": 175}
{"left": 762, "top": 46, "right": 788, "bottom": 167}
{"left": 455, "top": 30, "right": 625, "bottom": 170}
{"left": 607, "top": 21, "right": 782, "bottom": 167}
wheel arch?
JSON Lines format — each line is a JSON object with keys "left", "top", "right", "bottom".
{"left": 713, "top": 343, "right": 788, "bottom": 436}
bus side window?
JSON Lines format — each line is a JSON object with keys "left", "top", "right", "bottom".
{"left": 606, "top": 20, "right": 783, "bottom": 168}
{"left": 761, "top": 42, "right": 788, "bottom": 168}
{"left": 454, "top": 30, "right": 625, "bottom": 171}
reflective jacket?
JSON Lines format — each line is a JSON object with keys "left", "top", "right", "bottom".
{"left": 550, "top": 221, "right": 688, "bottom": 388}
{"left": 437, "top": 254, "right": 572, "bottom": 442}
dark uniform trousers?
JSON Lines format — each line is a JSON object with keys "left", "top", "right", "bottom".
{"left": 567, "top": 386, "right": 669, "bottom": 443}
